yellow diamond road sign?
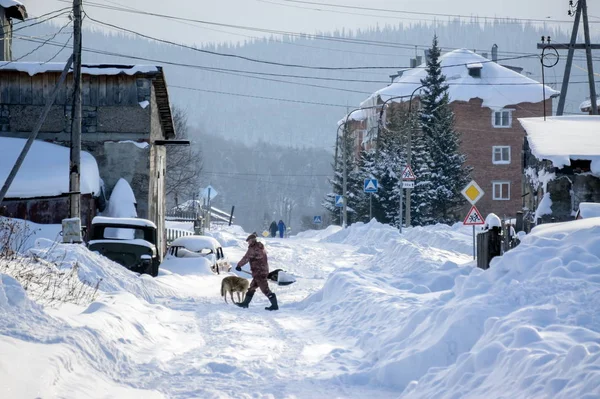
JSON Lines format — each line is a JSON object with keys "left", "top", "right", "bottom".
{"left": 461, "top": 180, "right": 484, "bottom": 205}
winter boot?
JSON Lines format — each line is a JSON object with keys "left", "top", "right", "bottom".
{"left": 236, "top": 291, "right": 254, "bottom": 308}
{"left": 265, "top": 293, "right": 279, "bottom": 311}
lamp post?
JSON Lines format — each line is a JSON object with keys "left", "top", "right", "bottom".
{"left": 375, "top": 84, "right": 426, "bottom": 232}
{"left": 337, "top": 107, "right": 374, "bottom": 228}
{"left": 539, "top": 37, "right": 558, "bottom": 121}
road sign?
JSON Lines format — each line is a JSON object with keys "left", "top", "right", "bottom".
{"left": 402, "top": 165, "right": 416, "bottom": 180}
{"left": 463, "top": 205, "right": 485, "bottom": 225}
{"left": 335, "top": 195, "right": 344, "bottom": 207}
{"left": 364, "top": 178, "right": 378, "bottom": 193}
{"left": 201, "top": 185, "right": 218, "bottom": 200}
{"left": 461, "top": 180, "right": 484, "bottom": 205}
{"left": 402, "top": 181, "right": 415, "bottom": 189}
{"left": 313, "top": 216, "right": 322, "bottom": 224}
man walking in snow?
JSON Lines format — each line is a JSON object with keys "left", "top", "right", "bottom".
{"left": 269, "top": 221, "right": 278, "bottom": 237}
{"left": 235, "top": 233, "right": 278, "bottom": 311}
{"left": 278, "top": 220, "right": 286, "bottom": 238}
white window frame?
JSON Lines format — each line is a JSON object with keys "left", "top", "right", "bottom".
{"left": 492, "top": 181, "right": 511, "bottom": 200}
{"left": 492, "top": 146, "right": 511, "bottom": 165}
{"left": 491, "top": 109, "right": 513, "bottom": 128}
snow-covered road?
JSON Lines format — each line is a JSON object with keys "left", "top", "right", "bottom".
{"left": 4, "top": 219, "right": 599, "bottom": 399}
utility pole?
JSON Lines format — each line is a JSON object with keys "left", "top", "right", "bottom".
{"left": 69, "top": 0, "right": 83, "bottom": 221}
{"left": 342, "top": 123, "right": 348, "bottom": 228}
{"left": 542, "top": 0, "right": 597, "bottom": 115}
{"left": 0, "top": 57, "right": 74, "bottom": 204}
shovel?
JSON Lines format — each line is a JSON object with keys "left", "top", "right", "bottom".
{"left": 237, "top": 268, "right": 296, "bottom": 286}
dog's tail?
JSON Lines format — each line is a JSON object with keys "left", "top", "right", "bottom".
{"left": 221, "top": 279, "right": 227, "bottom": 303}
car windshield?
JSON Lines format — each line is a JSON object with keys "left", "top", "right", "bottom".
{"left": 104, "top": 227, "right": 147, "bottom": 240}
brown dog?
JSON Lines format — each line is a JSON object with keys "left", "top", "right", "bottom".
{"left": 221, "top": 276, "right": 249, "bottom": 304}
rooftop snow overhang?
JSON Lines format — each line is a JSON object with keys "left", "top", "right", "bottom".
{"left": 0, "top": 63, "right": 176, "bottom": 139}
{"left": 1, "top": 0, "right": 27, "bottom": 20}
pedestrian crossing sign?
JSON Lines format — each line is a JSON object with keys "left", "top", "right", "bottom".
{"left": 402, "top": 165, "right": 416, "bottom": 180}
{"left": 364, "top": 178, "right": 378, "bottom": 193}
{"left": 335, "top": 195, "right": 344, "bottom": 207}
{"left": 313, "top": 216, "right": 323, "bottom": 224}
{"left": 463, "top": 205, "right": 485, "bottom": 225}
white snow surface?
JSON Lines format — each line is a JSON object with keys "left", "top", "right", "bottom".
{"left": 117, "top": 140, "right": 150, "bottom": 149}
{"left": 0, "top": 0, "right": 23, "bottom": 8}
{"left": 577, "top": 202, "right": 600, "bottom": 219}
{"left": 92, "top": 216, "right": 156, "bottom": 229}
{"left": 361, "top": 48, "right": 558, "bottom": 110}
{"left": 519, "top": 116, "right": 600, "bottom": 173}
{"left": 0, "top": 62, "right": 158, "bottom": 77}
{"left": 1, "top": 219, "right": 600, "bottom": 398}
{"left": 0, "top": 138, "right": 100, "bottom": 198}
{"left": 105, "top": 178, "right": 138, "bottom": 239}
{"left": 170, "top": 235, "right": 221, "bottom": 251}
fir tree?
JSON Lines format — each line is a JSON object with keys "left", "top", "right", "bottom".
{"left": 419, "top": 35, "right": 471, "bottom": 224}
{"left": 323, "top": 124, "right": 366, "bottom": 225}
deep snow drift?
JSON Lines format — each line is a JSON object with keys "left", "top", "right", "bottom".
{"left": 1, "top": 218, "right": 599, "bottom": 398}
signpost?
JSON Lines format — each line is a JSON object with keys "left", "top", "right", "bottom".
{"left": 335, "top": 195, "right": 344, "bottom": 226}
{"left": 398, "top": 165, "right": 416, "bottom": 233}
{"left": 461, "top": 180, "right": 485, "bottom": 259}
{"left": 364, "top": 178, "right": 378, "bottom": 221}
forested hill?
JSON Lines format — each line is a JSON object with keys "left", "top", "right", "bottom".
{"left": 14, "top": 19, "right": 599, "bottom": 150}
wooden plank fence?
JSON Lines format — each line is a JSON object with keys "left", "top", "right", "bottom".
{"left": 166, "top": 227, "right": 194, "bottom": 244}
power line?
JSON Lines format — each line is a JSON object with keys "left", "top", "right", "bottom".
{"left": 3, "top": 20, "right": 72, "bottom": 68}
{"left": 83, "top": 13, "right": 409, "bottom": 71}
{"left": 170, "top": 85, "right": 350, "bottom": 108}
{"left": 20, "top": 37, "right": 598, "bottom": 94}
{"left": 273, "top": 0, "right": 600, "bottom": 24}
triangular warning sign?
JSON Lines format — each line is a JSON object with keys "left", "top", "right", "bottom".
{"left": 463, "top": 205, "right": 485, "bottom": 226}
{"left": 366, "top": 180, "right": 376, "bottom": 190}
{"left": 402, "top": 165, "right": 416, "bottom": 180}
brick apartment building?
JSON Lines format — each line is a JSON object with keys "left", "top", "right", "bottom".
{"left": 345, "top": 48, "right": 557, "bottom": 220}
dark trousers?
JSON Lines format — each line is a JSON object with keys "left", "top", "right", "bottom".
{"left": 248, "top": 273, "right": 272, "bottom": 296}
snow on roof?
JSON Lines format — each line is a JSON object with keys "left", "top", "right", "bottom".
{"left": 0, "top": 0, "right": 23, "bottom": 8}
{"left": 91, "top": 216, "right": 157, "bottom": 229}
{"left": 0, "top": 62, "right": 159, "bottom": 77}
{"left": 518, "top": 116, "right": 600, "bottom": 173}
{"left": 360, "top": 49, "right": 559, "bottom": 110}
{"left": 170, "top": 236, "right": 221, "bottom": 251}
{"left": 0, "top": 137, "right": 100, "bottom": 198}
{"left": 576, "top": 202, "right": 600, "bottom": 219}
{"left": 337, "top": 109, "right": 367, "bottom": 126}
{"left": 579, "top": 96, "right": 600, "bottom": 112}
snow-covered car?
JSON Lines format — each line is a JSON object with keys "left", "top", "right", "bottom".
{"left": 88, "top": 216, "right": 160, "bottom": 277}
{"left": 167, "top": 235, "right": 231, "bottom": 274}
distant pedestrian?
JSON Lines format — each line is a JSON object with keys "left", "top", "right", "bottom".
{"left": 269, "top": 221, "right": 277, "bottom": 237}
{"left": 278, "top": 219, "right": 285, "bottom": 238}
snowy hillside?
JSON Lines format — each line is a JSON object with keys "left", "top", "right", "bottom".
{"left": 1, "top": 218, "right": 599, "bottom": 398}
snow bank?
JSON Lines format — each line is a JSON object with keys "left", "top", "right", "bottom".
{"left": 294, "top": 224, "right": 342, "bottom": 240}
{"left": 30, "top": 239, "right": 174, "bottom": 302}
{"left": 300, "top": 218, "right": 600, "bottom": 398}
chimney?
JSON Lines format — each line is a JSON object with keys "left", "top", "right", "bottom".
{"left": 0, "top": 2, "right": 27, "bottom": 62}
{"left": 424, "top": 49, "right": 431, "bottom": 64}
{"left": 491, "top": 44, "right": 498, "bottom": 63}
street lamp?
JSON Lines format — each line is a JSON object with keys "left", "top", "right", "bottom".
{"left": 375, "top": 84, "right": 426, "bottom": 232}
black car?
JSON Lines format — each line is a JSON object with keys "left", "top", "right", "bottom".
{"left": 88, "top": 216, "right": 161, "bottom": 277}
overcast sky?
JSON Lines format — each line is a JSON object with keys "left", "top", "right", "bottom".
{"left": 22, "top": 0, "right": 600, "bottom": 46}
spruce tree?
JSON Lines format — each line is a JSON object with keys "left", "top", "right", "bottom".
{"left": 419, "top": 35, "right": 470, "bottom": 224}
